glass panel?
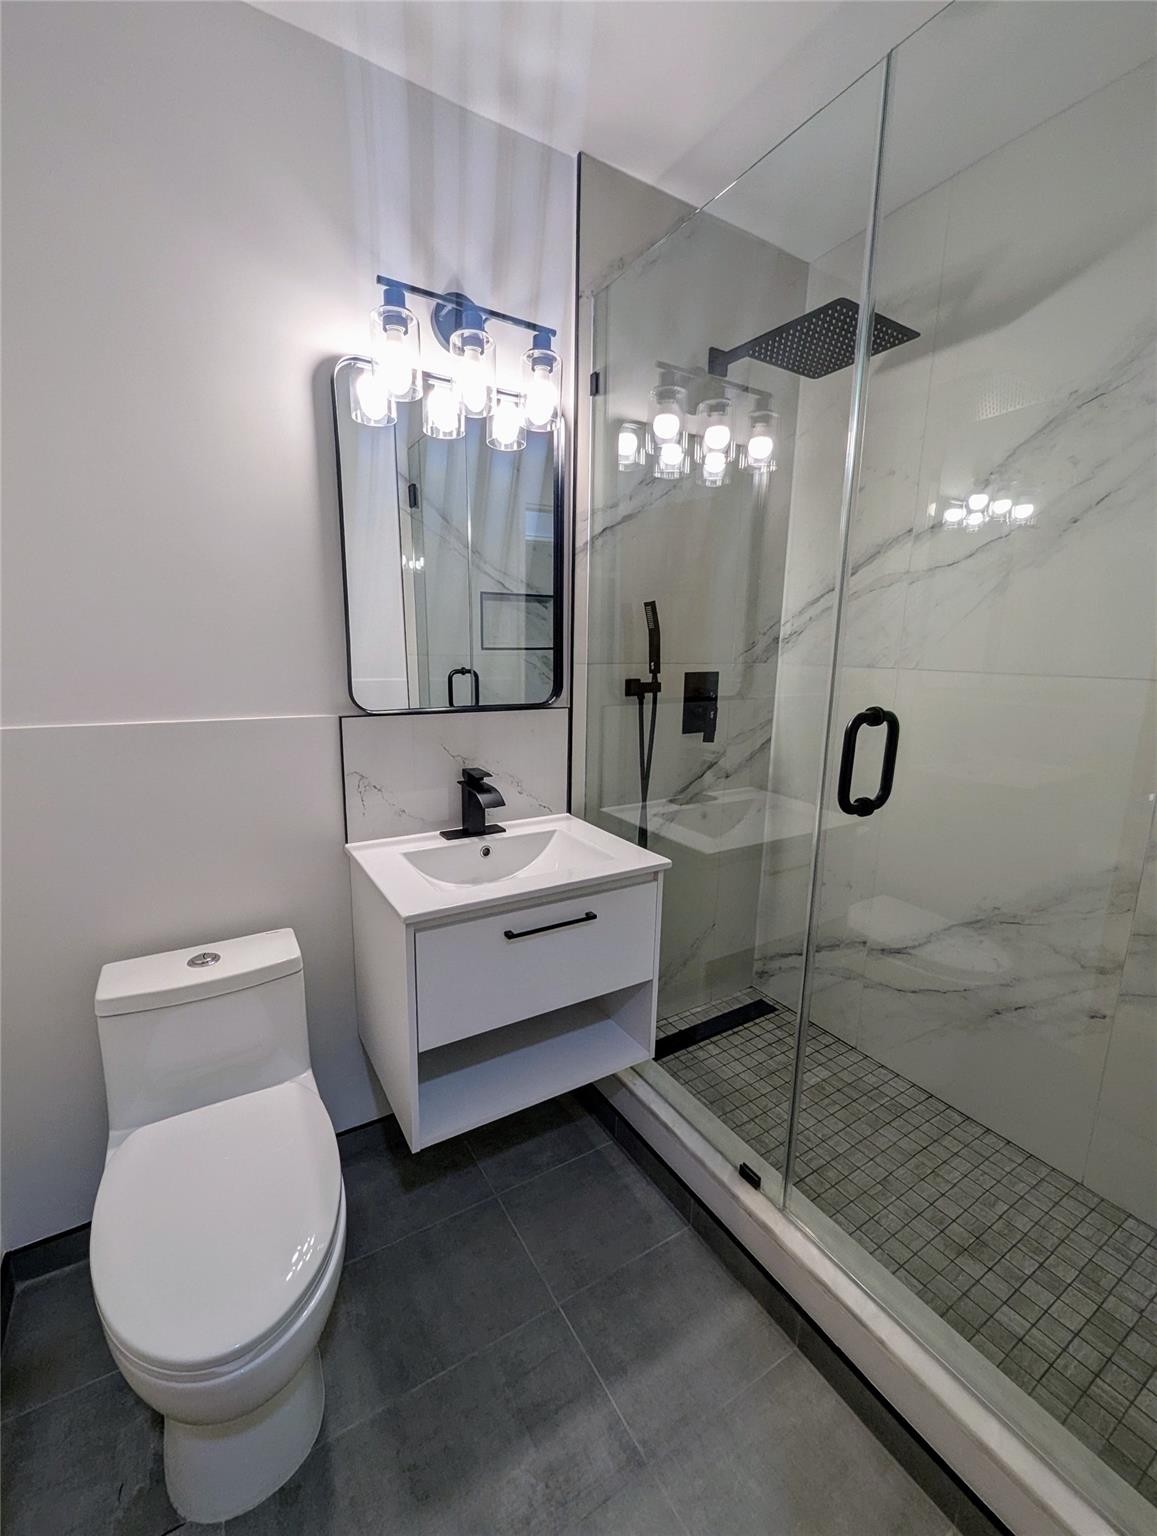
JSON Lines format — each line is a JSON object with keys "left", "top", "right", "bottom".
{"left": 787, "top": 1, "right": 1157, "bottom": 1516}
{"left": 582, "top": 61, "right": 886, "bottom": 1187}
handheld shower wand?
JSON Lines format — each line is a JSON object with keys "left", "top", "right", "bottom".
{"left": 625, "top": 601, "right": 661, "bottom": 847}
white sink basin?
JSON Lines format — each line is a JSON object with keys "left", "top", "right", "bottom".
{"left": 347, "top": 813, "right": 670, "bottom": 922}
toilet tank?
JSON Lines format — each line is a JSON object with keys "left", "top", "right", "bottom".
{"left": 95, "top": 930, "right": 311, "bottom": 1140}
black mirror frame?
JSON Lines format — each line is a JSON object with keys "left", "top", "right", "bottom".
{"left": 330, "top": 355, "right": 566, "bottom": 715}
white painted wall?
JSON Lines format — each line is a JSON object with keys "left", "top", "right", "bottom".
{"left": 1, "top": 0, "right": 572, "bottom": 1250}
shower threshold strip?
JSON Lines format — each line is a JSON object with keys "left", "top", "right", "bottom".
{"left": 655, "top": 996, "right": 777, "bottom": 1060}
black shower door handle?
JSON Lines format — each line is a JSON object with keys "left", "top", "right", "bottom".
{"left": 836, "top": 706, "right": 899, "bottom": 817}
{"left": 447, "top": 666, "right": 480, "bottom": 707}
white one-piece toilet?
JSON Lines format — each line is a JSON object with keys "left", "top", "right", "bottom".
{"left": 89, "top": 929, "right": 346, "bottom": 1524}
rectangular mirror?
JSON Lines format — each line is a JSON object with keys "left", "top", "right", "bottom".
{"left": 332, "top": 356, "right": 563, "bottom": 712}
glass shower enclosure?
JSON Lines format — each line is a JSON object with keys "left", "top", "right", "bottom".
{"left": 579, "top": 3, "right": 1156, "bottom": 1526}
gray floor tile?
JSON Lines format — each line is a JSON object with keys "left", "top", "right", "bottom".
{"left": 655, "top": 1351, "right": 949, "bottom": 1536}
{"left": 565, "top": 1227, "right": 794, "bottom": 1459}
{"left": 1, "top": 1262, "right": 115, "bottom": 1420}
{"left": 0, "top": 1370, "right": 176, "bottom": 1536}
{"left": 338, "top": 1115, "right": 490, "bottom": 1263}
{"left": 466, "top": 1092, "right": 609, "bottom": 1193}
{"left": 319, "top": 1197, "right": 551, "bottom": 1436}
{"left": 224, "top": 1310, "right": 645, "bottom": 1536}
{"left": 501, "top": 1142, "right": 686, "bottom": 1298}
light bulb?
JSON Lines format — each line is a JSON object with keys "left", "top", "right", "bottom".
{"left": 990, "top": 497, "right": 1013, "bottom": 516}
{"left": 618, "top": 425, "right": 640, "bottom": 467}
{"left": 747, "top": 433, "right": 774, "bottom": 466}
{"left": 378, "top": 332, "right": 416, "bottom": 397}
{"left": 702, "top": 448, "right": 727, "bottom": 488}
{"left": 658, "top": 441, "right": 683, "bottom": 470}
{"left": 525, "top": 371, "right": 559, "bottom": 428}
{"left": 967, "top": 492, "right": 989, "bottom": 513}
{"left": 964, "top": 509, "right": 985, "bottom": 528}
{"left": 424, "top": 381, "right": 464, "bottom": 439}
{"left": 652, "top": 411, "right": 681, "bottom": 443}
{"left": 943, "top": 504, "right": 966, "bottom": 524}
{"left": 1012, "top": 502, "right": 1034, "bottom": 520}
{"left": 458, "top": 350, "right": 490, "bottom": 415}
{"left": 353, "top": 365, "right": 394, "bottom": 423}
{"left": 703, "top": 422, "right": 732, "bottom": 453}
{"left": 489, "top": 398, "right": 525, "bottom": 450}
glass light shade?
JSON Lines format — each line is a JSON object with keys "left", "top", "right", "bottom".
{"left": 700, "top": 398, "right": 733, "bottom": 456}
{"left": 743, "top": 407, "right": 776, "bottom": 472}
{"left": 370, "top": 304, "right": 422, "bottom": 402}
{"left": 450, "top": 327, "right": 496, "bottom": 418}
{"left": 423, "top": 377, "right": 465, "bottom": 440}
{"left": 650, "top": 384, "right": 686, "bottom": 446}
{"left": 617, "top": 421, "right": 644, "bottom": 470}
{"left": 522, "top": 347, "right": 562, "bottom": 430}
{"left": 701, "top": 447, "right": 728, "bottom": 488}
{"left": 349, "top": 361, "right": 397, "bottom": 426}
{"left": 967, "top": 492, "right": 990, "bottom": 512}
{"left": 1011, "top": 502, "right": 1035, "bottom": 520}
{"left": 990, "top": 497, "right": 1013, "bottom": 517}
{"left": 487, "top": 394, "right": 527, "bottom": 452}
{"left": 654, "top": 439, "right": 687, "bottom": 480}
{"left": 942, "top": 503, "right": 966, "bottom": 524}
{"left": 964, "top": 509, "right": 985, "bottom": 528}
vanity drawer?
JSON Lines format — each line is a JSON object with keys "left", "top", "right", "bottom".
{"left": 415, "top": 880, "right": 658, "bottom": 1051}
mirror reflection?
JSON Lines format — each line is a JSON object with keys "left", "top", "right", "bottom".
{"left": 333, "top": 358, "right": 561, "bottom": 712}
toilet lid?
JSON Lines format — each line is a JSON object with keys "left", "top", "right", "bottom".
{"left": 91, "top": 1080, "right": 342, "bottom": 1373}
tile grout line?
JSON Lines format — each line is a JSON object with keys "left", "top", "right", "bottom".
{"left": 490, "top": 1194, "right": 693, "bottom": 1536}
{"left": 1, "top": 1363, "right": 122, "bottom": 1427}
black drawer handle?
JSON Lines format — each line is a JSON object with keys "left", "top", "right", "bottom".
{"left": 837, "top": 705, "right": 900, "bottom": 817}
{"left": 504, "top": 911, "right": 597, "bottom": 941}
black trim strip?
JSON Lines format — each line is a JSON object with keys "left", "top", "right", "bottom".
{"left": 655, "top": 997, "right": 776, "bottom": 1060}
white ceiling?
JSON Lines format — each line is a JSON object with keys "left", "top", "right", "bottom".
{"left": 248, "top": 0, "right": 943, "bottom": 207}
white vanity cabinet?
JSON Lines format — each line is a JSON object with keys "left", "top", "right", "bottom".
{"left": 347, "top": 814, "right": 668, "bottom": 1151}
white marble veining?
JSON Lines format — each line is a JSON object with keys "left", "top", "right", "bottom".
{"left": 342, "top": 708, "right": 568, "bottom": 843}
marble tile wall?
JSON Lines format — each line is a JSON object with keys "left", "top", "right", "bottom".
{"left": 757, "top": 62, "right": 1157, "bottom": 1213}
{"left": 341, "top": 707, "right": 569, "bottom": 843}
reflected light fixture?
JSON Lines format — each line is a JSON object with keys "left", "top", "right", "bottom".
{"left": 618, "top": 421, "right": 644, "bottom": 470}
{"left": 423, "top": 378, "right": 465, "bottom": 440}
{"left": 1012, "top": 502, "right": 1034, "bottom": 520}
{"left": 487, "top": 394, "right": 527, "bottom": 452}
{"left": 349, "top": 362, "right": 396, "bottom": 426}
{"left": 744, "top": 405, "right": 776, "bottom": 473}
{"left": 700, "top": 398, "right": 733, "bottom": 455}
{"left": 655, "top": 440, "right": 686, "bottom": 480}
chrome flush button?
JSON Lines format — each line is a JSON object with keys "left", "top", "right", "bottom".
{"left": 187, "top": 951, "right": 222, "bottom": 968}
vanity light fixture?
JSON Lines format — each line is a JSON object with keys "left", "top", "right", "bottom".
{"left": 449, "top": 327, "right": 496, "bottom": 418}
{"left": 349, "top": 277, "right": 562, "bottom": 453}
{"left": 523, "top": 344, "right": 562, "bottom": 431}
{"left": 370, "top": 300, "right": 422, "bottom": 402}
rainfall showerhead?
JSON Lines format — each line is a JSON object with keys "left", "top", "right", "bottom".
{"left": 707, "top": 296, "right": 919, "bottom": 382}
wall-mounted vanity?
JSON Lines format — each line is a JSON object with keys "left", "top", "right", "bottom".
{"left": 347, "top": 814, "right": 668, "bottom": 1150}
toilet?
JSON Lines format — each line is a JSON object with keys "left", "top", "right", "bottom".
{"left": 89, "top": 929, "right": 346, "bottom": 1524}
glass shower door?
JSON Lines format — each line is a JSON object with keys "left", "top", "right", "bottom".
{"left": 583, "top": 60, "right": 888, "bottom": 1190}
{"left": 786, "top": 1, "right": 1157, "bottom": 1510}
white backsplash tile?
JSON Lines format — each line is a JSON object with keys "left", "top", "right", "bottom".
{"left": 342, "top": 708, "right": 569, "bottom": 843}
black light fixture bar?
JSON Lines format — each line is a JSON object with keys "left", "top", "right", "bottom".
{"left": 376, "top": 275, "right": 556, "bottom": 350}
{"left": 707, "top": 296, "right": 919, "bottom": 382}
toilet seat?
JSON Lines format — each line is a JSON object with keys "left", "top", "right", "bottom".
{"left": 91, "top": 1078, "right": 342, "bottom": 1375}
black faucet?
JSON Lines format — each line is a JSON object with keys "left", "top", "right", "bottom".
{"left": 440, "top": 766, "right": 507, "bottom": 840}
